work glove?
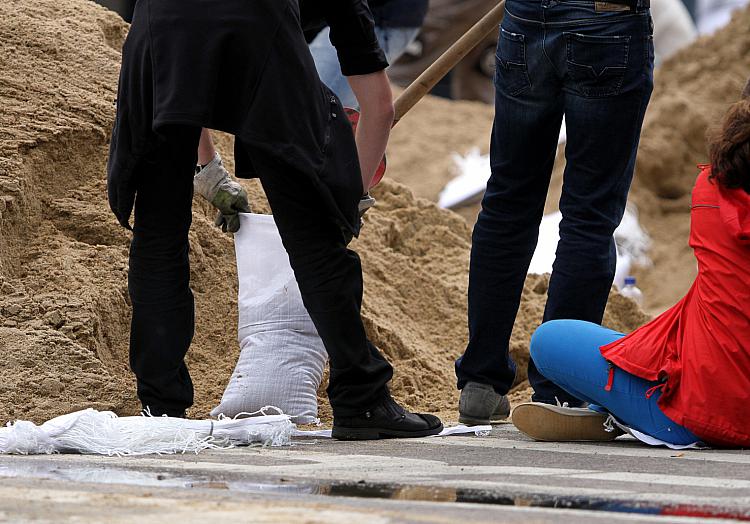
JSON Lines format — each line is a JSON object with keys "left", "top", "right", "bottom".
{"left": 194, "top": 153, "right": 250, "bottom": 233}
{"left": 359, "top": 193, "right": 376, "bottom": 218}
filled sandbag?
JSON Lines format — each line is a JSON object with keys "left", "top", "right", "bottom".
{"left": 211, "top": 214, "right": 327, "bottom": 424}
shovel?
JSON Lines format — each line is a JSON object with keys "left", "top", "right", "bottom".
{"left": 348, "top": 1, "right": 506, "bottom": 188}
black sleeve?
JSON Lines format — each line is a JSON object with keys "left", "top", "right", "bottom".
{"left": 318, "top": 1, "right": 389, "bottom": 76}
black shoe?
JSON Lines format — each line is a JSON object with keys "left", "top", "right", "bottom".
{"left": 332, "top": 397, "right": 443, "bottom": 440}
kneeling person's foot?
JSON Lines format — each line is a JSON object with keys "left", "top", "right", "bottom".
{"left": 332, "top": 397, "right": 443, "bottom": 440}
{"left": 459, "top": 381, "right": 510, "bottom": 426}
{"left": 512, "top": 402, "right": 624, "bottom": 442}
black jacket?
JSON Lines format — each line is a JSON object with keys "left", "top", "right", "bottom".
{"left": 370, "top": 0, "right": 429, "bottom": 28}
{"left": 304, "top": 0, "right": 429, "bottom": 41}
{"left": 301, "top": 1, "right": 390, "bottom": 75}
{"left": 108, "top": 0, "right": 385, "bottom": 236}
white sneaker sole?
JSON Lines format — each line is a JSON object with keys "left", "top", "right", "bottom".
{"left": 511, "top": 402, "right": 622, "bottom": 442}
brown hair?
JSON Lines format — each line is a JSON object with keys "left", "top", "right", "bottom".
{"left": 709, "top": 93, "right": 750, "bottom": 194}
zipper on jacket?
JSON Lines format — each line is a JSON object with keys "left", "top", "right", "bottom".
{"left": 605, "top": 361, "right": 615, "bottom": 392}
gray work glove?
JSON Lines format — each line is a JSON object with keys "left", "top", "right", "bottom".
{"left": 359, "top": 193, "right": 376, "bottom": 217}
{"left": 194, "top": 153, "right": 250, "bottom": 233}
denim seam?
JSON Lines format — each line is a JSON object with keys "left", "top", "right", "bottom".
{"left": 497, "top": 28, "right": 532, "bottom": 96}
{"left": 505, "top": 7, "right": 647, "bottom": 27}
{"left": 541, "top": 9, "right": 563, "bottom": 78}
{"left": 643, "top": 14, "right": 653, "bottom": 64}
{"left": 564, "top": 33, "right": 630, "bottom": 97}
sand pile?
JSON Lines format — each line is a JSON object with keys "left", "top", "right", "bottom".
{"left": 388, "top": 7, "right": 750, "bottom": 314}
{"left": 627, "top": 8, "right": 750, "bottom": 311}
{"left": 0, "top": 0, "right": 647, "bottom": 425}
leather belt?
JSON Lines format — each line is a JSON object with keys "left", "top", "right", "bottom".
{"left": 598, "top": 0, "right": 650, "bottom": 8}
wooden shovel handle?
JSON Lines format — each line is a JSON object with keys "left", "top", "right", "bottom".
{"left": 393, "top": 1, "right": 506, "bottom": 125}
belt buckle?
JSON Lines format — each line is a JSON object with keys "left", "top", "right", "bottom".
{"left": 595, "top": 2, "right": 632, "bottom": 11}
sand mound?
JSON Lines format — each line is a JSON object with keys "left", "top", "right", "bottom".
{"left": 388, "top": 7, "right": 750, "bottom": 315}
{"left": 0, "top": 0, "right": 648, "bottom": 425}
{"left": 628, "top": 7, "right": 750, "bottom": 312}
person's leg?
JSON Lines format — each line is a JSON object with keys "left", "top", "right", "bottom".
{"left": 129, "top": 125, "right": 201, "bottom": 417}
{"left": 250, "top": 152, "right": 393, "bottom": 417}
{"left": 309, "top": 27, "right": 359, "bottom": 109}
{"left": 529, "top": 3, "right": 655, "bottom": 403}
{"left": 681, "top": 0, "right": 698, "bottom": 21}
{"left": 455, "top": 2, "right": 565, "bottom": 397}
{"left": 374, "top": 26, "right": 421, "bottom": 66}
{"left": 529, "top": 320, "right": 698, "bottom": 445}
{"left": 251, "top": 149, "right": 441, "bottom": 439}
{"left": 310, "top": 25, "right": 421, "bottom": 110}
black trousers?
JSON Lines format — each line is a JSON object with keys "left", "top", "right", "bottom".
{"left": 128, "top": 126, "right": 392, "bottom": 417}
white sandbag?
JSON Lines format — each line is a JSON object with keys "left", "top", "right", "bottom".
{"left": 438, "top": 148, "right": 490, "bottom": 209}
{"left": 211, "top": 214, "right": 327, "bottom": 424}
{"left": 696, "top": 0, "right": 749, "bottom": 35}
{"left": 0, "top": 408, "right": 294, "bottom": 455}
{"left": 651, "top": 0, "right": 697, "bottom": 66}
{"left": 527, "top": 207, "right": 650, "bottom": 290}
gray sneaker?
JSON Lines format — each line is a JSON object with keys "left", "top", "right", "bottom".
{"left": 459, "top": 381, "right": 511, "bottom": 426}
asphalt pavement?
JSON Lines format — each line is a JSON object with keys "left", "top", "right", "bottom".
{"left": 0, "top": 424, "right": 747, "bottom": 523}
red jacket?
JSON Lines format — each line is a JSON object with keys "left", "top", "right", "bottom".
{"left": 601, "top": 167, "right": 750, "bottom": 447}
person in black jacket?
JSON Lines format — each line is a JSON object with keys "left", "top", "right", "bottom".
{"left": 107, "top": 0, "right": 443, "bottom": 440}
{"left": 196, "top": 0, "right": 429, "bottom": 204}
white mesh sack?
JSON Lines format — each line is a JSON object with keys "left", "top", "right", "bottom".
{"left": 0, "top": 408, "right": 294, "bottom": 455}
{"left": 211, "top": 214, "right": 327, "bottom": 424}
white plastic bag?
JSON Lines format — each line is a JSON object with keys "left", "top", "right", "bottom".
{"left": 527, "top": 207, "right": 651, "bottom": 290}
{"left": 211, "top": 214, "right": 327, "bottom": 424}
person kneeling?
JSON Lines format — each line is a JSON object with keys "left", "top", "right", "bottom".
{"left": 513, "top": 79, "right": 750, "bottom": 448}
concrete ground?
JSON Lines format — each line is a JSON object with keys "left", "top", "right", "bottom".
{"left": 0, "top": 424, "right": 748, "bottom": 523}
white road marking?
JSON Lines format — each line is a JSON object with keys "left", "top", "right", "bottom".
{"left": 406, "top": 435, "right": 750, "bottom": 465}
{"left": 569, "top": 471, "right": 750, "bottom": 489}
{"left": 6, "top": 452, "right": 749, "bottom": 494}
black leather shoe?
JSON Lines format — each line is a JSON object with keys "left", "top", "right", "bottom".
{"left": 332, "top": 397, "right": 443, "bottom": 440}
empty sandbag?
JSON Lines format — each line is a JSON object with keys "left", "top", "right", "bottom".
{"left": 211, "top": 214, "right": 327, "bottom": 424}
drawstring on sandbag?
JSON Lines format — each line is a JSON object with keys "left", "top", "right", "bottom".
{"left": 603, "top": 414, "right": 618, "bottom": 433}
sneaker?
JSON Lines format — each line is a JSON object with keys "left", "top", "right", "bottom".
{"left": 511, "top": 402, "right": 624, "bottom": 442}
{"left": 459, "top": 381, "right": 511, "bottom": 426}
{"left": 332, "top": 396, "right": 443, "bottom": 440}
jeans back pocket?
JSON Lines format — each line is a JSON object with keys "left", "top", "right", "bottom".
{"left": 564, "top": 32, "right": 630, "bottom": 98}
{"left": 496, "top": 27, "right": 531, "bottom": 96}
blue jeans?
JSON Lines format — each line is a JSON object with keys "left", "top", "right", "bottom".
{"left": 455, "top": 0, "right": 654, "bottom": 404}
{"left": 530, "top": 320, "right": 698, "bottom": 445}
{"left": 309, "top": 26, "right": 421, "bottom": 109}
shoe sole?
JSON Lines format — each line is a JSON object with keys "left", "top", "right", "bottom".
{"left": 332, "top": 424, "right": 444, "bottom": 441}
{"left": 459, "top": 413, "right": 509, "bottom": 426}
{"left": 512, "top": 403, "right": 622, "bottom": 442}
